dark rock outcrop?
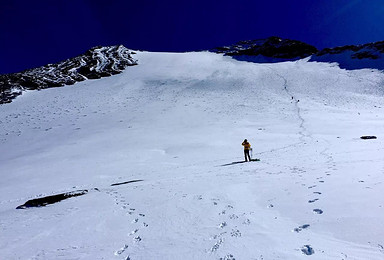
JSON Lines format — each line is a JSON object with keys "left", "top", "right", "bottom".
{"left": 16, "top": 190, "right": 88, "bottom": 209}
{"left": 316, "top": 41, "right": 384, "bottom": 58}
{"left": 311, "top": 41, "right": 384, "bottom": 70}
{"left": 0, "top": 45, "right": 137, "bottom": 104}
{"left": 212, "top": 36, "right": 318, "bottom": 61}
{"left": 212, "top": 37, "right": 384, "bottom": 70}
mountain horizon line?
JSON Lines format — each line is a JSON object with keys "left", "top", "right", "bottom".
{"left": 2, "top": 36, "right": 384, "bottom": 76}
{"left": 1, "top": 36, "right": 383, "bottom": 104}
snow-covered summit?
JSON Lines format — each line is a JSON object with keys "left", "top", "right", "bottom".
{"left": 0, "top": 45, "right": 137, "bottom": 104}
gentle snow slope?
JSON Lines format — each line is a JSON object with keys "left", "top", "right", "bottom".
{"left": 1, "top": 51, "right": 384, "bottom": 259}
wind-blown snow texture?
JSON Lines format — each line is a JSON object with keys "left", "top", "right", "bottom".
{"left": 1, "top": 51, "right": 384, "bottom": 259}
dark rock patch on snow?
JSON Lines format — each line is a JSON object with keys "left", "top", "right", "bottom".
{"left": 0, "top": 45, "right": 137, "bottom": 104}
{"left": 111, "top": 179, "right": 143, "bottom": 186}
{"left": 16, "top": 190, "right": 88, "bottom": 209}
{"left": 360, "top": 136, "right": 377, "bottom": 140}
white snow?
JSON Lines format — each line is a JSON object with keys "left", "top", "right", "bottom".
{"left": 1, "top": 51, "right": 384, "bottom": 259}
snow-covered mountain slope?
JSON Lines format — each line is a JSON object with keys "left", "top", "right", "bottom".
{"left": 0, "top": 45, "right": 137, "bottom": 104}
{"left": 1, "top": 51, "right": 384, "bottom": 259}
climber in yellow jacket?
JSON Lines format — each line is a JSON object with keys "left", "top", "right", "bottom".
{"left": 242, "top": 139, "right": 252, "bottom": 162}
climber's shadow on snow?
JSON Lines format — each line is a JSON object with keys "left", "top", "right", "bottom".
{"left": 221, "top": 159, "right": 260, "bottom": 167}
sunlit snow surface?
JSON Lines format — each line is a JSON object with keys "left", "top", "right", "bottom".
{"left": 1, "top": 52, "right": 384, "bottom": 259}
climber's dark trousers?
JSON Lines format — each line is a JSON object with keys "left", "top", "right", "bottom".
{"left": 244, "top": 150, "right": 251, "bottom": 162}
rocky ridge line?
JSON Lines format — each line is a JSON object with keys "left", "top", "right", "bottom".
{"left": 2, "top": 38, "right": 384, "bottom": 104}
{"left": 316, "top": 41, "right": 384, "bottom": 59}
{"left": 0, "top": 45, "right": 137, "bottom": 104}
{"left": 212, "top": 36, "right": 384, "bottom": 70}
{"left": 213, "top": 36, "right": 318, "bottom": 59}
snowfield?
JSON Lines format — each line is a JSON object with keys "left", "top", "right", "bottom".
{"left": 1, "top": 51, "right": 384, "bottom": 259}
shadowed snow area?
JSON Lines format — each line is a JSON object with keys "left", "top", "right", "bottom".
{"left": 1, "top": 51, "right": 384, "bottom": 259}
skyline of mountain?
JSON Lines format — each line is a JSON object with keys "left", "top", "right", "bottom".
{"left": 1, "top": 0, "right": 384, "bottom": 74}
{"left": 1, "top": 36, "right": 384, "bottom": 75}
{"left": 1, "top": 36, "right": 383, "bottom": 104}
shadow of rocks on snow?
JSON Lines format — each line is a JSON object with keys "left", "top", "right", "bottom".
{"left": 110, "top": 179, "right": 143, "bottom": 186}
{"left": 16, "top": 179, "right": 144, "bottom": 210}
{"left": 16, "top": 190, "right": 88, "bottom": 209}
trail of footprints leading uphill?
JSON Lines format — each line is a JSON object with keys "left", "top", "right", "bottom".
{"left": 272, "top": 73, "right": 340, "bottom": 256}
{"left": 292, "top": 147, "right": 338, "bottom": 256}
{"left": 105, "top": 188, "right": 148, "bottom": 260}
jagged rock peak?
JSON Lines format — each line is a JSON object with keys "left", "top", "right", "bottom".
{"left": 79, "top": 45, "right": 138, "bottom": 76}
{"left": 0, "top": 45, "right": 137, "bottom": 104}
{"left": 212, "top": 36, "right": 318, "bottom": 59}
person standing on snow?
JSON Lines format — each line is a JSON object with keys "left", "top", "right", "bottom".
{"left": 242, "top": 139, "right": 252, "bottom": 162}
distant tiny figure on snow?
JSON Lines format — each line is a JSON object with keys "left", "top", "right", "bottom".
{"left": 242, "top": 139, "right": 252, "bottom": 162}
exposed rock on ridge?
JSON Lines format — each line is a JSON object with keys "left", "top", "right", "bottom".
{"left": 316, "top": 41, "right": 384, "bottom": 59}
{"left": 0, "top": 45, "right": 137, "bottom": 104}
{"left": 311, "top": 41, "right": 384, "bottom": 70}
{"left": 213, "top": 36, "right": 318, "bottom": 60}
{"left": 213, "top": 37, "right": 384, "bottom": 70}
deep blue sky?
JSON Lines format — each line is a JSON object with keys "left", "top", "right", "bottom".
{"left": 1, "top": 0, "right": 383, "bottom": 74}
